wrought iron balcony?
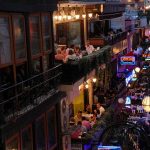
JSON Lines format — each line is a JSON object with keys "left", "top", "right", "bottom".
{"left": 61, "top": 45, "right": 111, "bottom": 84}
{"left": 0, "top": 64, "right": 62, "bottom": 124}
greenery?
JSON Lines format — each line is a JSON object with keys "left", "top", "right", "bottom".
{"left": 62, "top": 45, "right": 112, "bottom": 83}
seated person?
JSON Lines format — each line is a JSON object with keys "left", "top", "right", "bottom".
{"left": 74, "top": 46, "right": 82, "bottom": 58}
{"left": 90, "top": 113, "right": 97, "bottom": 126}
{"left": 85, "top": 40, "right": 95, "bottom": 54}
{"left": 77, "top": 121, "right": 87, "bottom": 133}
{"left": 74, "top": 111, "right": 82, "bottom": 125}
{"left": 61, "top": 46, "right": 67, "bottom": 58}
{"left": 97, "top": 103, "right": 105, "bottom": 117}
{"left": 64, "top": 49, "right": 78, "bottom": 63}
{"left": 55, "top": 48, "right": 65, "bottom": 61}
{"left": 82, "top": 117, "right": 91, "bottom": 130}
{"left": 85, "top": 104, "right": 91, "bottom": 114}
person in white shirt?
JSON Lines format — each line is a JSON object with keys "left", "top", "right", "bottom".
{"left": 85, "top": 41, "right": 95, "bottom": 54}
{"left": 96, "top": 103, "right": 105, "bottom": 116}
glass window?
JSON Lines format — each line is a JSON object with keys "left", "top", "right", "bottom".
{"left": 6, "top": 135, "right": 19, "bottom": 150}
{"left": 32, "top": 59, "right": 41, "bottom": 75}
{"left": 13, "top": 16, "right": 26, "bottom": 59}
{"left": 35, "top": 116, "right": 46, "bottom": 150}
{"left": 0, "top": 17, "right": 12, "bottom": 64}
{"left": 21, "top": 126, "right": 33, "bottom": 150}
{"left": 29, "top": 16, "right": 41, "bottom": 55}
{"left": 42, "top": 15, "right": 51, "bottom": 51}
{"left": 88, "top": 21, "right": 104, "bottom": 38}
{"left": 68, "top": 21, "right": 81, "bottom": 47}
{"left": 47, "top": 108, "right": 57, "bottom": 149}
{"left": 56, "top": 23, "right": 67, "bottom": 45}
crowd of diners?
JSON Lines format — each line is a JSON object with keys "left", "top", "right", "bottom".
{"left": 70, "top": 102, "right": 105, "bottom": 139}
{"left": 55, "top": 41, "right": 97, "bottom": 63}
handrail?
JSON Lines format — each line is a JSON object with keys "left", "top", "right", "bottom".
{"left": 0, "top": 64, "right": 62, "bottom": 94}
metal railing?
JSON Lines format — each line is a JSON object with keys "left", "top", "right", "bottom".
{"left": 0, "top": 64, "right": 62, "bottom": 123}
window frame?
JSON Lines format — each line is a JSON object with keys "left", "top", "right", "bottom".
{"left": 56, "top": 20, "right": 84, "bottom": 47}
{"left": 0, "top": 14, "right": 13, "bottom": 68}
{"left": 35, "top": 114, "right": 47, "bottom": 150}
{"left": 29, "top": 13, "right": 42, "bottom": 58}
{"left": 46, "top": 106, "right": 58, "bottom": 150}
{"left": 41, "top": 13, "right": 52, "bottom": 55}
{"left": 21, "top": 124, "right": 33, "bottom": 150}
{"left": 12, "top": 14, "right": 27, "bottom": 64}
{"left": 5, "top": 133, "right": 20, "bottom": 150}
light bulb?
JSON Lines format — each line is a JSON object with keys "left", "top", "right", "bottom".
{"left": 134, "top": 67, "right": 140, "bottom": 73}
{"left": 85, "top": 84, "right": 89, "bottom": 89}
{"left": 82, "top": 14, "right": 86, "bottom": 18}
{"left": 67, "top": 15, "right": 71, "bottom": 20}
{"left": 128, "top": 84, "right": 131, "bottom": 87}
{"left": 54, "top": 15, "right": 58, "bottom": 20}
{"left": 88, "top": 13, "right": 93, "bottom": 18}
{"left": 75, "top": 14, "right": 80, "bottom": 19}
{"left": 63, "top": 15, "right": 67, "bottom": 19}
{"left": 58, "top": 15, "right": 62, "bottom": 21}
{"left": 92, "top": 78, "right": 97, "bottom": 83}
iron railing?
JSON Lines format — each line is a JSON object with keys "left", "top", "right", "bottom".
{"left": 0, "top": 64, "right": 62, "bottom": 123}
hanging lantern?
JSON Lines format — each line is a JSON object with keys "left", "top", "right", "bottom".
{"left": 142, "top": 96, "right": 150, "bottom": 112}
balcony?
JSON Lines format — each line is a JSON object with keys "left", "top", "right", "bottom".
{"left": 61, "top": 45, "right": 111, "bottom": 84}
{"left": 89, "top": 32, "right": 127, "bottom": 47}
{"left": 0, "top": 64, "right": 62, "bottom": 124}
{"left": 106, "top": 31, "right": 127, "bottom": 45}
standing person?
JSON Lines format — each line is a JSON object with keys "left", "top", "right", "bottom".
{"left": 96, "top": 103, "right": 105, "bottom": 116}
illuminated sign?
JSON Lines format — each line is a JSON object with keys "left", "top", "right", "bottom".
{"left": 98, "top": 146, "right": 121, "bottom": 150}
{"left": 125, "top": 70, "right": 136, "bottom": 86}
{"left": 125, "top": 96, "right": 131, "bottom": 105}
{"left": 120, "top": 56, "right": 135, "bottom": 65}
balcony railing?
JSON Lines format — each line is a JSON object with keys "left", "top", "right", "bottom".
{"left": 88, "top": 32, "right": 127, "bottom": 47}
{"left": 106, "top": 32, "right": 127, "bottom": 45}
{"left": 61, "top": 45, "right": 111, "bottom": 84}
{"left": 0, "top": 64, "right": 62, "bottom": 124}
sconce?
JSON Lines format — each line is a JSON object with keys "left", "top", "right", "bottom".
{"left": 92, "top": 78, "right": 97, "bottom": 83}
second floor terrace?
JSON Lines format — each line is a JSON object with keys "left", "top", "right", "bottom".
{"left": 60, "top": 45, "right": 111, "bottom": 84}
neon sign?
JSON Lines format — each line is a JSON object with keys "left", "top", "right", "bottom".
{"left": 98, "top": 146, "right": 121, "bottom": 150}
{"left": 120, "top": 56, "right": 135, "bottom": 65}
{"left": 125, "top": 70, "right": 136, "bottom": 86}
